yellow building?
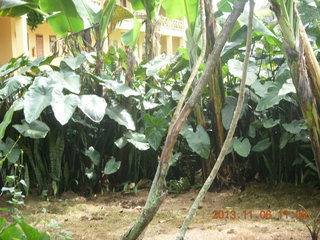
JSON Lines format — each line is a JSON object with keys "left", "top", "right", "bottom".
{"left": 0, "top": 0, "right": 185, "bottom": 66}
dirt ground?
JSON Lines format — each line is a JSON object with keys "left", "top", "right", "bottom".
{"left": 2, "top": 182, "right": 320, "bottom": 239}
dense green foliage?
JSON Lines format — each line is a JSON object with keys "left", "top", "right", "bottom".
{"left": 0, "top": 0, "right": 319, "bottom": 200}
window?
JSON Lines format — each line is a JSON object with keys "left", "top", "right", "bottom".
{"left": 122, "top": 0, "right": 127, "bottom": 7}
{"left": 36, "top": 35, "right": 44, "bottom": 57}
{"left": 49, "top": 35, "right": 57, "bottom": 53}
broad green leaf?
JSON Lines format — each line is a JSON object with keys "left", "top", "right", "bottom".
{"left": 0, "top": 218, "right": 6, "bottom": 230}
{"left": 280, "top": 132, "right": 290, "bottom": 149}
{"left": 142, "top": 100, "right": 160, "bottom": 110}
{"left": 39, "top": 0, "right": 84, "bottom": 36}
{"left": 252, "top": 138, "right": 271, "bottom": 152}
{"left": 48, "top": 71, "right": 81, "bottom": 94}
{"left": 0, "top": 0, "right": 28, "bottom": 9}
{"left": 143, "top": 55, "right": 175, "bottom": 77}
{"left": 15, "top": 217, "right": 50, "bottom": 240}
{"left": 262, "top": 118, "right": 280, "bottom": 128}
{"left": 255, "top": 81, "right": 293, "bottom": 111}
{"left": 111, "top": 5, "right": 133, "bottom": 29}
{"left": 248, "top": 124, "right": 256, "bottom": 138}
{"left": 0, "top": 224, "right": 25, "bottom": 239}
{"left": 218, "top": 0, "right": 232, "bottom": 12}
{"left": 0, "top": 75, "right": 31, "bottom": 99}
{"left": 233, "top": 137, "right": 251, "bottom": 157}
{"left": 181, "top": 125, "right": 210, "bottom": 159}
{"left": 127, "top": 0, "right": 144, "bottom": 11}
{"left": 101, "top": 79, "right": 140, "bottom": 97}
{"left": 222, "top": 96, "right": 236, "bottom": 130}
{"left": 125, "top": 132, "right": 150, "bottom": 151}
{"left": 0, "top": 99, "right": 24, "bottom": 140}
{"left": 162, "top": 0, "right": 198, "bottom": 27}
{"left": 114, "top": 136, "right": 127, "bottom": 149}
{"left": 71, "top": 0, "right": 100, "bottom": 28}
{"left": 13, "top": 120, "right": 50, "bottom": 139}
{"left": 227, "top": 59, "right": 258, "bottom": 85}
{"left": 63, "top": 54, "right": 87, "bottom": 70}
{"left": 24, "top": 77, "right": 57, "bottom": 123}
{"left": 250, "top": 80, "right": 274, "bottom": 98}
{"left": 104, "top": 157, "right": 121, "bottom": 175}
{"left": 51, "top": 92, "right": 80, "bottom": 125}
{"left": 105, "top": 102, "right": 135, "bottom": 131}
{"left": 145, "top": 127, "right": 163, "bottom": 150}
{"left": 238, "top": 12, "right": 281, "bottom": 47}
{"left": 282, "top": 120, "right": 307, "bottom": 135}
{"left": 144, "top": 113, "right": 168, "bottom": 150}
{"left": 121, "top": 17, "right": 142, "bottom": 47}
{"left": 84, "top": 146, "right": 100, "bottom": 166}
{"left": 278, "top": 79, "right": 296, "bottom": 95}
{"left": 0, "top": 138, "right": 20, "bottom": 164}
{"left": 99, "top": 0, "right": 116, "bottom": 42}
{"left": 78, "top": 95, "right": 107, "bottom": 122}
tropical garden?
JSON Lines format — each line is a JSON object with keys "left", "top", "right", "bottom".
{"left": 0, "top": 0, "right": 320, "bottom": 239}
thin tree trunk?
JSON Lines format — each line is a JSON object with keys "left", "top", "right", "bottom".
{"left": 204, "top": 0, "right": 225, "bottom": 153}
{"left": 122, "top": 1, "right": 248, "bottom": 239}
{"left": 176, "top": 0, "right": 254, "bottom": 238}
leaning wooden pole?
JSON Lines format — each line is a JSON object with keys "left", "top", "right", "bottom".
{"left": 176, "top": 0, "right": 254, "bottom": 238}
{"left": 122, "top": 0, "right": 248, "bottom": 239}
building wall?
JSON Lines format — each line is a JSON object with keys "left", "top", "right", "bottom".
{"left": 27, "top": 22, "right": 57, "bottom": 59}
{"left": 172, "top": 36, "right": 181, "bottom": 55}
{"left": 0, "top": 2, "right": 186, "bottom": 66}
{"left": 0, "top": 17, "right": 13, "bottom": 65}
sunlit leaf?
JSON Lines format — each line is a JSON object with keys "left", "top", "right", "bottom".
{"left": 105, "top": 102, "right": 135, "bottom": 131}
{"left": 125, "top": 132, "right": 150, "bottom": 151}
{"left": 78, "top": 95, "right": 107, "bottom": 122}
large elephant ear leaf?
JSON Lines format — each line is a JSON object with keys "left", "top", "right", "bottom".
{"left": 125, "top": 132, "right": 150, "bottom": 151}
{"left": 180, "top": 125, "right": 210, "bottom": 159}
{"left": 51, "top": 92, "right": 80, "bottom": 125}
{"left": 24, "top": 77, "right": 57, "bottom": 123}
{"left": 78, "top": 95, "right": 107, "bottom": 122}
{"left": 104, "top": 157, "right": 121, "bottom": 175}
{"left": 0, "top": 75, "right": 32, "bottom": 99}
{"left": 105, "top": 102, "right": 135, "bottom": 131}
{"left": 233, "top": 137, "right": 251, "bottom": 157}
{"left": 13, "top": 120, "right": 50, "bottom": 139}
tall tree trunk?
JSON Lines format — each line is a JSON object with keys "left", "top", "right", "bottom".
{"left": 204, "top": 0, "right": 225, "bottom": 153}
{"left": 204, "top": 0, "right": 234, "bottom": 189}
{"left": 122, "top": 1, "right": 248, "bottom": 239}
{"left": 145, "top": 18, "right": 160, "bottom": 61}
{"left": 269, "top": 0, "right": 320, "bottom": 177}
{"left": 177, "top": 1, "right": 254, "bottom": 238}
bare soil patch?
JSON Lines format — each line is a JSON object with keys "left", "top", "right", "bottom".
{"left": 1, "top": 183, "right": 319, "bottom": 239}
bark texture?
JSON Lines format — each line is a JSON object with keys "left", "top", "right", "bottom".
{"left": 122, "top": 0, "right": 248, "bottom": 239}
{"left": 270, "top": 0, "right": 320, "bottom": 177}
{"left": 176, "top": 0, "right": 254, "bottom": 238}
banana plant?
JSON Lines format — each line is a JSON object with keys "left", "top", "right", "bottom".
{"left": 269, "top": 0, "right": 320, "bottom": 178}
